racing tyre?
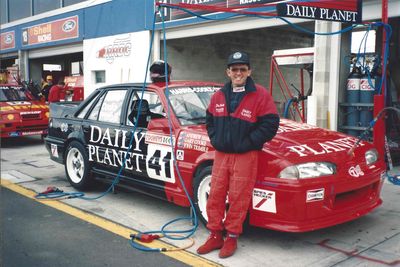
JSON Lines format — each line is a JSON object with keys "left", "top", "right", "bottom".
{"left": 65, "top": 141, "right": 93, "bottom": 190}
{"left": 193, "top": 166, "right": 213, "bottom": 225}
{"left": 193, "top": 165, "right": 250, "bottom": 230}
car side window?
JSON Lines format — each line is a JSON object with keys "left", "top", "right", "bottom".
{"left": 126, "top": 91, "right": 165, "bottom": 127}
{"left": 87, "top": 94, "right": 106, "bottom": 121}
{"left": 97, "top": 90, "right": 127, "bottom": 124}
{"left": 76, "top": 91, "right": 101, "bottom": 119}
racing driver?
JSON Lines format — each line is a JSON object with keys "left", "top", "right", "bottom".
{"left": 197, "top": 51, "right": 280, "bottom": 258}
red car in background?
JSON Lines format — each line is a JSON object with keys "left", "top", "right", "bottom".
{"left": 0, "top": 84, "right": 49, "bottom": 138}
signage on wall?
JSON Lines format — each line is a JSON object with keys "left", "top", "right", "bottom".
{"left": 155, "top": 0, "right": 362, "bottom": 23}
{"left": 22, "top": 16, "right": 79, "bottom": 46}
{"left": 1, "top": 31, "right": 15, "bottom": 50}
{"left": 276, "top": 0, "right": 362, "bottom": 23}
{"left": 96, "top": 36, "right": 132, "bottom": 64}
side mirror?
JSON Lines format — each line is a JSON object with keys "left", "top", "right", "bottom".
{"left": 147, "top": 117, "right": 170, "bottom": 132}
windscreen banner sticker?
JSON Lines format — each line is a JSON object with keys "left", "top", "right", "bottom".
{"left": 6, "top": 101, "right": 32, "bottom": 105}
{"left": 287, "top": 137, "right": 365, "bottom": 157}
{"left": 169, "top": 86, "right": 219, "bottom": 95}
{"left": 252, "top": 189, "right": 276, "bottom": 213}
{"left": 87, "top": 125, "right": 175, "bottom": 183}
{"left": 306, "top": 188, "right": 324, "bottom": 202}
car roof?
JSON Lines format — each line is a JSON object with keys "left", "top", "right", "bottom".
{"left": 96, "top": 80, "right": 223, "bottom": 92}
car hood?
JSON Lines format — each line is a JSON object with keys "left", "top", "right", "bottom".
{"left": 183, "top": 118, "right": 378, "bottom": 166}
{"left": 0, "top": 100, "right": 48, "bottom": 113}
{"left": 264, "top": 119, "right": 376, "bottom": 164}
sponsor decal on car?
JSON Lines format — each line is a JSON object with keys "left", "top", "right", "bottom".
{"left": 9, "top": 132, "right": 20, "bottom": 137}
{"left": 87, "top": 125, "right": 175, "bottom": 183}
{"left": 348, "top": 165, "right": 364, "bottom": 177}
{"left": 252, "top": 188, "right": 276, "bottom": 213}
{"left": 21, "top": 130, "right": 46, "bottom": 136}
{"left": 20, "top": 111, "right": 41, "bottom": 115}
{"left": 287, "top": 137, "right": 365, "bottom": 157}
{"left": 51, "top": 144, "right": 59, "bottom": 158}
{"left": 145, "top": 133, "right": 174, "bottom": 146}
{"left": 306, "top": 188, "right": 325, "bottom": 202}
{"left": 176, "top": 150, "right": 184, "bottom": 161}
{"left": 60, "top": 123, "right": 68, "bottom": 132}
{"left": 177, "top": 132, "right": 209, "bottom": 152}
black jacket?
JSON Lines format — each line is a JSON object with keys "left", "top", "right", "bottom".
{"left": 206, "top": 77, "right": 280, "bottom": 153}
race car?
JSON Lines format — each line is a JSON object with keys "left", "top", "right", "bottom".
{"left": 44, "top": 81, "right": 386, "bottom": 232}
{"left": 0, "top": 84, "right": 49, "bottom": 138}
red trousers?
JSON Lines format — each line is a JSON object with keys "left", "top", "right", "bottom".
{"left": 206, "top": 150, "right": 258, "bottom": 235}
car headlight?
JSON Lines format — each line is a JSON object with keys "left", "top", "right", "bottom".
{"left": 278, "top": 162, "right": 336, "bottom": 179}
{"left": 365, "top": 149, "right": 378, "bottom": 165}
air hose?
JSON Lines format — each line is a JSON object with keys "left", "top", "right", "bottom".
{"left": 347, "top": 107, "right": 400, "bottom": 185}
{"left": 128, "top": 7, "right": 198, "bottom": 252}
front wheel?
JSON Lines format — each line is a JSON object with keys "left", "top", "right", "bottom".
{"left": 193, "top": 166, "right": 213, "bottom": 225}
{"left": 65, "top": 141, "right": 92, "bottom": 190}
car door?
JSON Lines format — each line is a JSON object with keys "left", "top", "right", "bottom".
{"left": 120, "top": 89, "right": 176, "bottom": 187}
{"left": 82, "top": 88, "right": 128, "bottom": 173}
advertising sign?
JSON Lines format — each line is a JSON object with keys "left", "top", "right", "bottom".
{"left": 276, "top": 0, "right": 362, "bottom": 23}
{"left": 95, "top": 36, "right": 132, "bottom": 64}
{"left": 1, "top": 31, "right": 15, "bottom": 50}
{"left": 22, "top": 16, "right": 79, "bottom": 46}
{"left": 156, "top": 0, "right": 362, "bottom": 23}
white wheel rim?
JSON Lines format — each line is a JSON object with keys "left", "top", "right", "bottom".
{"left": 66, "top": 147, "right": 85, "bottom": 184}
{"left": 197, "top": 174, "right": 211, "bottom": 222}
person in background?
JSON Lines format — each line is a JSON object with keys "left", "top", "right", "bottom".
{"left": 149, "top": 60, "right": 172, "bottom": 83}
{"left": 42, "top": 75, "right": 53, "bottom": 101}
{"left": 197, "top": 51, "right": 280, "bottom": 258}
{"left": 48, "top": 80, "right": 65, "bottom": 103}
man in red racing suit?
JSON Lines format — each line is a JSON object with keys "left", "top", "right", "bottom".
{"left": 197, "top": 51, "right": 279, "bottom": 258}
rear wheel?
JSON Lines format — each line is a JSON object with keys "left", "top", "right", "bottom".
{"left": 65, "top": 141, "right": 92, "bottom": 190}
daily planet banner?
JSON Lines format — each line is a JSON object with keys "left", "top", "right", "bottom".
{"left": 156, "top": 0, "right": 362, "bottom": 23}
{"left": 276, "top": 0, "right": 362, "bottom": 23}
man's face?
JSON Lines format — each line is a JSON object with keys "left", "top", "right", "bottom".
{"left": 226, "top": 64, "right": 251, "bottom": 87}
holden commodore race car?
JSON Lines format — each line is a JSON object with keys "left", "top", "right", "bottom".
{"left": 44, "top": 81, "right": 386, "bottom": 232}
{"left": 1, "top": 84, "right": 49, "bottom": 138}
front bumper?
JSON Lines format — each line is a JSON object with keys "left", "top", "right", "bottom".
{"left": 1, "top": 123, "right": 48, "bottom": 138}
{"left": 249, "top": 168, "right": 385, "bottom": 232}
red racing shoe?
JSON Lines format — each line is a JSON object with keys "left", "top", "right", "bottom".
{"left": 197, "top": 231, "right": 224, "bottom": 254}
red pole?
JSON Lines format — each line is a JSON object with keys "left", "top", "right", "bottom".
{"left": 373, "top": 0, "right": 388, "bottom": 158}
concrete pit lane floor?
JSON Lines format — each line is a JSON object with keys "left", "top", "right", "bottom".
{"left": 1, "top": 136, "right": 400, "bottom": 267}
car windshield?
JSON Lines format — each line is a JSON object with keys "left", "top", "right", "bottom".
{"left": 0, "top": 86, "right": 28, "bottom": 101}
{"left": 167, "top": 86, "right": 220, "bottom": 125}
